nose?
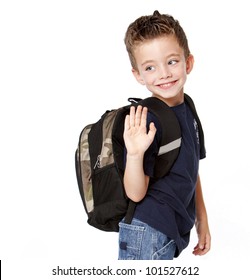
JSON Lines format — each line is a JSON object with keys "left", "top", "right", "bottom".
{"left": 159, "top": 65, "right": 171, "bottom": 79}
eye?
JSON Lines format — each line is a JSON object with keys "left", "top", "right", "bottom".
{"left": 168, "top": 60, "right": 178, "bottom": 65}
{"left": 145, "top": 65, "right": 155, "bottom": 71}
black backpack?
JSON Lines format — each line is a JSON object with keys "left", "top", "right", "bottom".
{"left": 75, "top": 94, "right": 205, "bottom": 232}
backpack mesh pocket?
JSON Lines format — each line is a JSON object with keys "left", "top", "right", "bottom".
{"left": 90, "top": 163, "right": 128, "bottom": 231}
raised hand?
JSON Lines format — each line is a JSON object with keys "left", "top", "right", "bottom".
{"left": 123, "top": 105, "right": 157, "bottom": 157}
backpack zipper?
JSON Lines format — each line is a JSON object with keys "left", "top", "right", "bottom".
{"left": 94, "top": 155, "right": 101, "bottom": 169}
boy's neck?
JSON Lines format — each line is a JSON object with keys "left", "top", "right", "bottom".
{"left": 152, "top": 92, "right": 184, "bottom": 107}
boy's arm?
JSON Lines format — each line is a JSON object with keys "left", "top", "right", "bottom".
{"left": 193, "top": 174, "right": 211, "bottom": 256}
{"left": 123, "top": 105, "right": 156, "bottom": 202}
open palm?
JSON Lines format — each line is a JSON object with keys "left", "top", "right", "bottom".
{"left": 123, "top": 105, "right": 157, "bottom": 156}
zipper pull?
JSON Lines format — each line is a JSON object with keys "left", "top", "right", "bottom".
{"left": 94, "top": 155, "right": 101, "bottom": 169}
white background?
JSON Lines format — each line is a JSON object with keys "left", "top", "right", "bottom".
{"left": 1, "top": 0, "right": 250, "bottom": 279}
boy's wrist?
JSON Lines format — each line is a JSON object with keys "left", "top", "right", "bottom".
{"left": 126, "top": 152, "right": 144, "bottom": 161}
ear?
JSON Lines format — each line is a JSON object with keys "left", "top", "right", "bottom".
{"left": 132, "top": 68, "right": 145, "bottom": 85}
{"left": 186, "top": 54, "right": 194, "bottom": 74}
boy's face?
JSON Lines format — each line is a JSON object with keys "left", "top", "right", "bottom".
{"left": 132, "top": 35, "right": 194, "bottom": 106}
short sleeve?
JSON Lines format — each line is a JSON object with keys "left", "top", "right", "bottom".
{"left": 200, "top": 145, "right": 206, "bottom": 160}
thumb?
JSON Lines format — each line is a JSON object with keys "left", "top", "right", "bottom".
{"left": 199, "top": 242, "right": 205, "bottom": 250}
{"left": 148, "top": 122, "right": 157, "bottom": 139}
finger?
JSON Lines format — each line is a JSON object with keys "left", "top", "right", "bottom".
{"left": 124, "top": 114, "right": 130, "bottom": 131}
{"left": 192, "top": 244, "right": 204, "bottom": 256}
{"left": 140, "top": 107, "right": 148, "bottom": 128}
{"left": 192, "top": 236, "right": 211, "bottom": 256}
{"left": 193, "top": 246, "right": 209, "bottom": 256}
{"left": 129, "top": 106, "right": 135, "bottom": 127}
{"left": 135, "top": 105, "right": 142, "bottom": 127}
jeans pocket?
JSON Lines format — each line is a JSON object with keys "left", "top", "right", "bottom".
{"left": 118, "top": 222, "right": 145, "bottom": 260}
{"left": 152, "top": 239, "right": 176, "bottom": 260}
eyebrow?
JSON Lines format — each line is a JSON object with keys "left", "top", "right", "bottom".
{"left": 141, "top": 60, "right": 155, "bottom": 67}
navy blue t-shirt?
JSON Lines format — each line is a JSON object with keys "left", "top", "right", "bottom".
{"left": 133, "top": 101, "right": 205, "bottom": 257}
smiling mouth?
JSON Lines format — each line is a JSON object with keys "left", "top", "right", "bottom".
{"left": 157, "top": 81, "right": 177, "bottom": 89}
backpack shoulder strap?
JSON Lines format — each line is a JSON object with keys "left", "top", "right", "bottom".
{"left": 137, "top": 97, "right": 182, "bottom": 178}
{"left": 124, "top": 97, "right": 182, "bottom": 224}
{"left": 184, "top": 93, "right": 206, "bottom": 158}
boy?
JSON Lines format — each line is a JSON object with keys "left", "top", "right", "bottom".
{"left": 118, "top": 10, "right": 211, "bottom": 260}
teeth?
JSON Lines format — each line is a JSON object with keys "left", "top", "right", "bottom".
{"left": 161, "top": 83, "right": 171, "bottom": 87}
{"left": 159, "top": 81, "right": 175, "bottom": 88}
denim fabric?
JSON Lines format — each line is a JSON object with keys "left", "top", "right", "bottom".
{"left": 118, "top": 218, "right": 176, "bottom": 260}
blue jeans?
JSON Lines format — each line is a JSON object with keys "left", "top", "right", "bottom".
{"left": 118, "top": 218, "right": 176, "bottom": 260}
